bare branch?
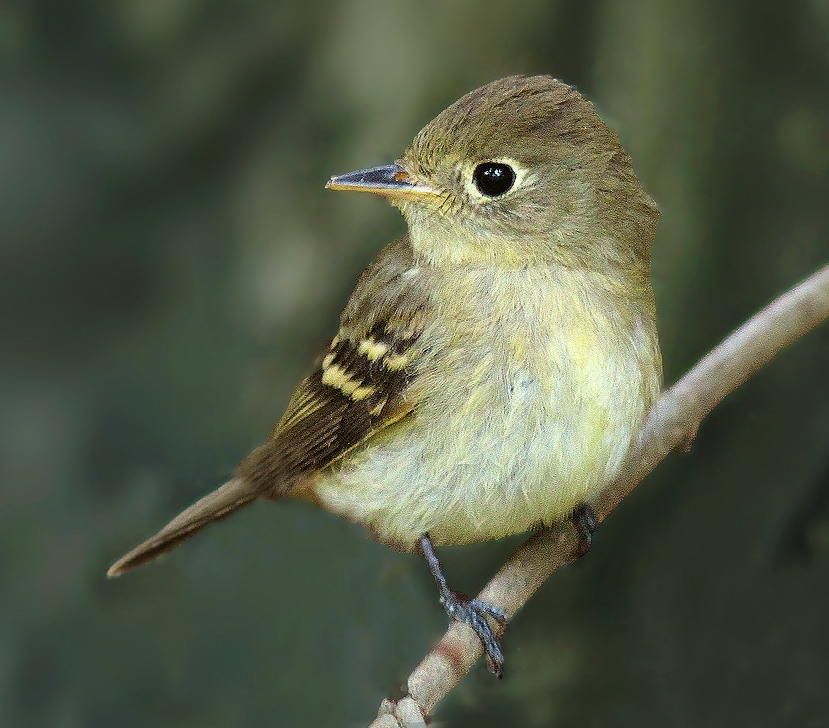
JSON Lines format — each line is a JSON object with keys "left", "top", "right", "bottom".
{"left": 369, "top": 264, "right": 829, "bottom": 728}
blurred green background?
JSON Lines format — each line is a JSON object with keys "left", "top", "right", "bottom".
{"left": 1, "top": 1, "right": 828, "bottom": 726}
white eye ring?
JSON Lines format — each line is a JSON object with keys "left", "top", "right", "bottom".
{"left": 473, "top": 162, "right": 515, "bottom": 197}
{"left": 465, "top": 158, "right": 529, "bottom": 202}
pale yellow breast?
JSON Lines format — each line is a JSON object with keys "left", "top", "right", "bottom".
{"left": 313, "top": 266, "right": 660, "bottom": 551}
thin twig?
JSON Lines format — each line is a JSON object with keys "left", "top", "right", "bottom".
{"left": 369, "top": 264, "right": 829, "bottom": 727}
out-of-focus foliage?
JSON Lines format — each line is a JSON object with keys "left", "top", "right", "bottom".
{"left": 1, "top": 1, "right": 828, "bottom": 726}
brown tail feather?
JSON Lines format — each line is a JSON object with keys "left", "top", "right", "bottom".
{"left": 107, "top": 478, "right": 257, "bottom": 577}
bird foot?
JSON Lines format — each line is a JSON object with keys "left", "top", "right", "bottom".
{"left": 440, "top": 592, "right": 508, "bottom": 677}
{"left": 419, "top": 533, "right": 509, "bottom": 677}
{"left": 573, "top": 502, "right": 599, "bottom": 557}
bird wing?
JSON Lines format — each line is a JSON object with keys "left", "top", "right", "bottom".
{"left": 234, "top": 235, "right": 432, "bottom": 496}
{"left": 107, "top": 236, "right": 429, "bottom": 576}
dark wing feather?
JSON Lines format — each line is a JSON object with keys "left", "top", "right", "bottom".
{"left": 234, "top": 235, "right": 432, "bottom": 497}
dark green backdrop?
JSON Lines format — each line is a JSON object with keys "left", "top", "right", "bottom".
{"left": 2, "top": 1, "right": 828, "bottom": 726}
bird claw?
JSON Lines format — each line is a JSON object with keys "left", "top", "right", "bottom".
{"left": 572, "top": 502, "right": 599, "bottom": 556}
{"left": 470, "top": 598, "right": 508, "bottom": 624}
{"left": 441, "top": 592, "right": 507, "bottom": 678}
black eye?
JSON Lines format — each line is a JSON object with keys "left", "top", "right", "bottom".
{"left": 472, "top": 162, "right": 516, "bottom": 197}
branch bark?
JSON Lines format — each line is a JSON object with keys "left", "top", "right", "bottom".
{"left": 369, "top": 263, "right": 829, "bottom": 728}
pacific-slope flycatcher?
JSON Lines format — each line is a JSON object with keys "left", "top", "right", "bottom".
{"left": 108, "top": 75, "right": 662, "bottom": 676}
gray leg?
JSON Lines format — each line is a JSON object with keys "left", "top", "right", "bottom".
{"left": 419, "top": 534, "right": 508, "bottom": 678}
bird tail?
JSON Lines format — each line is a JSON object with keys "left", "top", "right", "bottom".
{"left": 107, "top": 477, "right": 257, "bottom": 578}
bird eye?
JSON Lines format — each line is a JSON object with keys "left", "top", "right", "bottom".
{"left": 472, "top": 162, "right": 516, "bottom": 197}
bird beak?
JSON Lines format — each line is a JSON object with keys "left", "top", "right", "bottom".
{"left": 326, "top": 164, "right": 441, "bottom": 202}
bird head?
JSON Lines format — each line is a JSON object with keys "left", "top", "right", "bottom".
{"left": 327, "top": 76, "right": 659, "bottom": 272}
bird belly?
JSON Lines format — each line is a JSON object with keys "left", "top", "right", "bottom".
{"left": 312, "top": 303, "right": 656, "bottom": 551}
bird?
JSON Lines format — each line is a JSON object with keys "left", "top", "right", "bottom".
{"left": 107, "top": 75, "right": 662, "bottom": 677}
